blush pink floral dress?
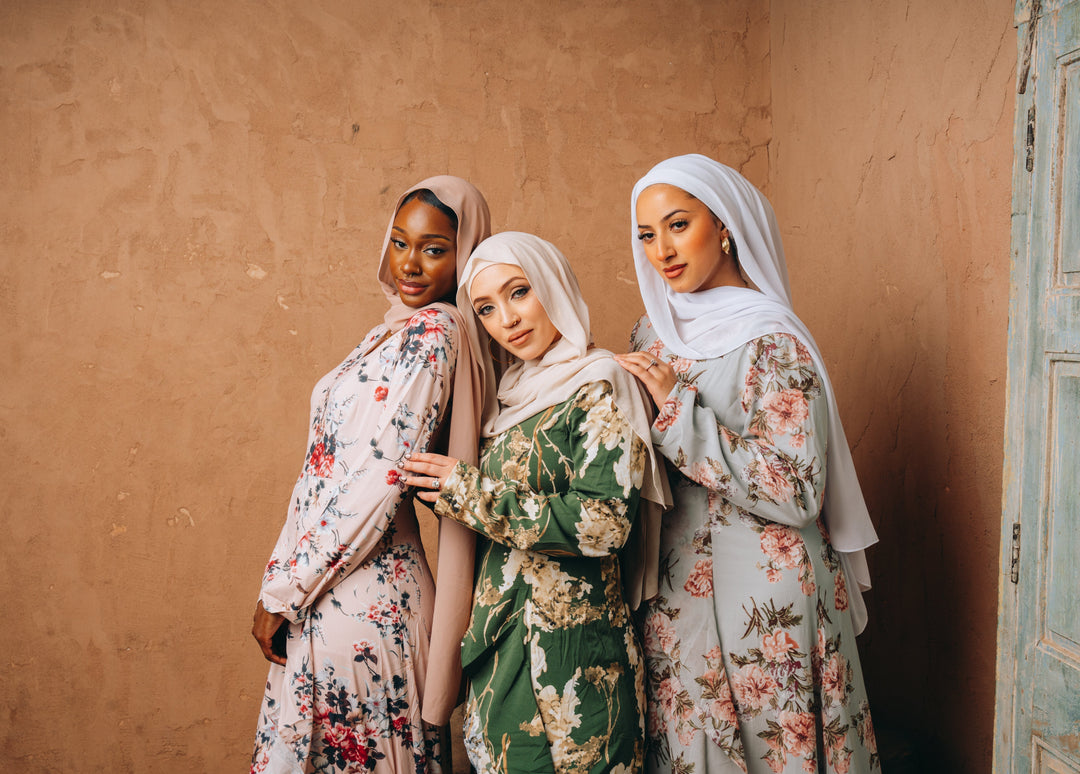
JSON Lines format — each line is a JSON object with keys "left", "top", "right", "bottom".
{"left": 250, "top": 307, "right": 458, "bottom": 774}
{"left": 631, "top": 317, "right": 879, "bottom": 774}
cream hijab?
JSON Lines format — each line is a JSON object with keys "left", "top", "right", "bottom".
{"left": 457, "top": 232, "right": 671, "bottom": 609}
{"left": 376, "top": 176, "right": 490, "bottom": 724}
{"left": 631, "top": 154, "right": 878, "bottom": 633}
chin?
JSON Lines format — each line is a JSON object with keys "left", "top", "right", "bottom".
{"left": 665, "top": 276, "right": 702, "bottom": 294}
{"left": 512, "top": 337, "right": 559, "bottom": 362}
{"left": 514, "top": 347, "right": 544, "bottom": 361}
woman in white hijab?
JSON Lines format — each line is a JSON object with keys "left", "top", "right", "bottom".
{"left": 615, "top": 155, "right": 880, "bottom": 774}
{"left": 403, "top": 232, "right": 669, "bottom": 774}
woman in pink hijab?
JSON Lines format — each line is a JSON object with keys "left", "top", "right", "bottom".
{"left": 249, "top": 177, "right": 490, "bottom": 774}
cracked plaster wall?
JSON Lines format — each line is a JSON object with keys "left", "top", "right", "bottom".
{"left": 2, "top": 0, "right": 1017, "bottom": 771}
{"left": 0, "top": 0, "right": 767, "bottom": 770}
{"left": 770, "top": 1, "right": 1016, "bottom": 770}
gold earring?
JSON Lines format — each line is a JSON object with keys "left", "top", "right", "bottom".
{"left": 721, "top": 236, "right": 731, "bottom": 254}
{"left": 488, "top": 339, "right": 513, "bottom": 365}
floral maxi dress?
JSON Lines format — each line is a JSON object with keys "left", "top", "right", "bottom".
{"left": 631, "top": 317, "right": 880, "bottom": 774}
{"left": 251, "top": 308, "right": 459, "bottom": 774}
{"left": 434, "top": 380, "right": 648, "bottom": 774}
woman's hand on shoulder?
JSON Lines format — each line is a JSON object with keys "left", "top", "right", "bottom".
{"left": 400, "top": 452, "right": 459, "bottom": 503}
{"left": 614, "top": 352, "right": 677, "bottom": 408}
{"left": 251, "top": 599, "right": 288, "bottom": 666}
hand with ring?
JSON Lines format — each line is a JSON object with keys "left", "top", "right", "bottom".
{"left": 400, "top": 452, "right": 459, "bottom": 503}
{"left": 614, "top": 352, "right": 678, "bottom": 408}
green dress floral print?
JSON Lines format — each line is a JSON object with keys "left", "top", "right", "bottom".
{"left": 632, "top": 317, "right": 879, "bottom": 774}
{"left": 434, "top": 380, "right": 648, "bottom": 774}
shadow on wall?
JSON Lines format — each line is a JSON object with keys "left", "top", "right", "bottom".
{"left": 854, "top": 339, "right": 960, "bottom": 771}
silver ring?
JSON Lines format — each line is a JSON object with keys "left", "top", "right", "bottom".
{"left": 432, "top": 477, "right": 440, "bottom": 489}
{"left": 648, "top": 359, "right": 658, "bottom": 369}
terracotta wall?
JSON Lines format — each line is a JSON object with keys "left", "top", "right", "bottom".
{"left": 0, "top": 1, "right": 768, "bottom": 770}
{"left": 769, "top": 0, "right": 1017, "bottom": 770}
{"left": 1, "top": 0, "right": 1017, "bottom": 771}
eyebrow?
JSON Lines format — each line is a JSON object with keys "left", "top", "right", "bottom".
{"left": 637, "top": 208, "right": 690, "bottom": 229}
{"left": 391, "top": 225, "right": 453, "bottom": 241}
{"left": 471, "top": 275, "right": 527, "bottom": 306}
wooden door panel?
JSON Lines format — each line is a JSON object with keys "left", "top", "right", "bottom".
{"left": 1045, "top": 360, "right": 1080, "bottom": 657}
{"left": 996, "top": 2, "right": 1080, "bottom": 772}
{"left": 1044, "top": 296, "right": 1080, "bottom": 354}
{"left": 1060, "top": 61, "right": 1080, "bottom": 276}
{"left": 1033, "top": 737, "right": 1080, "bottom": 774}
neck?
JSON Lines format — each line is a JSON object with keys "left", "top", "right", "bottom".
{"left": 704, "top": 264, "right": 749, "bottom": 291}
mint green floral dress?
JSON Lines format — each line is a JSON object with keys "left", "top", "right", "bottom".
{"left": 631, "top": 317, "right": 879, "bottom": 774}
{"left": 434, "top": 380, "right": 648, "bottom": 774}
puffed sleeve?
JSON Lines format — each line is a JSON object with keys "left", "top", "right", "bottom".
{"left": 260, "top": 309, "right": 458, "bottom": 622}
{"left": 433, "top": 380, "right": 644, "bottom": 557}
{"left": 650, "top": 333, "right": 828, "bottom": 529}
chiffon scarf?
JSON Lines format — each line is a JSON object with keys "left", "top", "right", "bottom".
{"left": 457, "top": 231, "right": 671, "bottom": 609}
{"left": 376, "top": 175, "right": 490, "bottom": 723}
{"left": 630, "top": 154, "right": 878, "bottom": 633}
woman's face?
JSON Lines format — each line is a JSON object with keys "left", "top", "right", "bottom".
{"left": 635, "top": 183, "right": 734, "bottom": 293}
{"left": 469, "top": 263, "right": 561, "bottom": 362}
{"left": 386, "top": 197, "right": 458, "bottom": 308}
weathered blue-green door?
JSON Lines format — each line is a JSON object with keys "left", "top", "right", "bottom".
{"left": 995, "top": 1, "right": 1080, "bottom": 771}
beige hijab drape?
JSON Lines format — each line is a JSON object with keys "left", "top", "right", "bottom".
{"left": 457, "top": 232, "right": 671, "bottom": 609}
{"left": 376, "top": 176, "right": 490, "bottom": 724}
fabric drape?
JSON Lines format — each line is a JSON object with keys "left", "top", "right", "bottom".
{"left": 457, "top": 231, "right": 671, "bottom": 608}
{"left": 377, "top": 175, "right": 491, "bottom": 724}
{"left": 630, "top": 154, "right": 877, "bottom": 632}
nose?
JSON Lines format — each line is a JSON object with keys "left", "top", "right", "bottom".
{"left": 498, "top": 304, "right": 519, "bottom": 328}
{"left": 401, "top": 248, "right": 421, "bottom": 275}
{"left": 656, "top": 232, "right": 676, "bottom": 260}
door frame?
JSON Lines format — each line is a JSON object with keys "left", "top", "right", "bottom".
{"left": 994, "top": 1, "right": 1080, "bottom": 771}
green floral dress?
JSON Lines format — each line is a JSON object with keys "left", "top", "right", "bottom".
{"left": 434, "top": 380, "right": 648, "bottom": 774}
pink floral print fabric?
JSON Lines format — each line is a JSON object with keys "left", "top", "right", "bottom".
{"left": 632, "top": 316, "right": 879, "bottom": 774}
{"left": 251, "top": 308, "right": 459, "bottom": 774}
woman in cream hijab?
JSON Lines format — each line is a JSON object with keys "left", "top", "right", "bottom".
{"left": 250, "top": 176, "right": 489, "bottom": 774}
{"left": 403, "top": 232, "right": 668, "bottom": 774}
{"left": 616, "top": 154, "right": 879, "bottom": 773}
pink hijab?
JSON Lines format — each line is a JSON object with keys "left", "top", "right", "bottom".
{"left": 376, "top": 176, "right": 490, "bottom": 724}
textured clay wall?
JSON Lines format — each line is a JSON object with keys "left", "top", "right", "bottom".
{"left": 0, "top": 1, "right": 769, "bottom": 770}
{"left": 769, "top": 1, "right": 1016, "bottom": 770}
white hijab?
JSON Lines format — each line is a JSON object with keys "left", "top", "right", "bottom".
{"left": 458, "top": 232, "right": 671, "bottom": 608}
{"left": 631, "top": 154, "right": 878, "bottom": 632}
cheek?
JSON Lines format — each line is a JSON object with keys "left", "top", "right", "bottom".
{"left": 428, "top": 260, "right": 457, "bottom": 295}
{"left": 682, "top": 227, "right": 719, "bottom": 262}
{"left": 529, "top": 300, "right": 556, "bottom": 336}
{"left": 478, "top": 315, "right": 501, "bottom": 340}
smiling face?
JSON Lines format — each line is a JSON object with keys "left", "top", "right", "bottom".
{"left": 469, "top": 263, "right": 561, "bottom": 362}
{"left": 635, "top": 183, "right": 739, "bottom": 293}
{"left": 386, "top": 197, "right": 459, "bottom": 308}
